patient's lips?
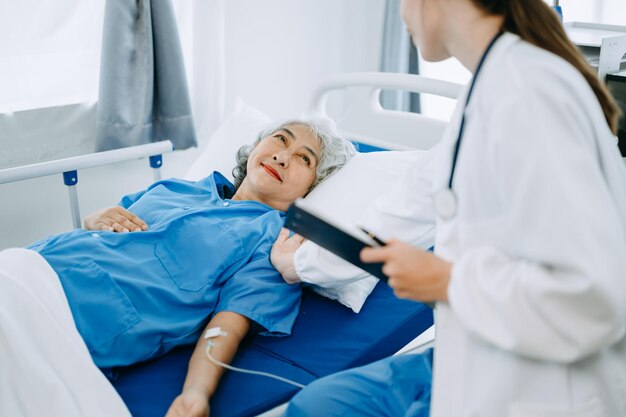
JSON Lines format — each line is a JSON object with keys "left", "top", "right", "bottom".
{"left": 261, "top": 163, "right": 282, "bottom": 182}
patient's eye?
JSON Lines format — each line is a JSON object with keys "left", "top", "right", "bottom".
{"left": 300, "top": 154, "right": 311, "bottom": 166}
{"left": 274, "top": 134, "right": 287, "bottom": 144}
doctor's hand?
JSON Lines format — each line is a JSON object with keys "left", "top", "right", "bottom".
{"left": 361, "top": 240, "right": 452, "bottom": 303}
{"left": 83, "top": 206, "right": 148, "bottom": 233}
{"left": 165, "top": 388, "right": 209, "bottom": 417}
{"left": 271, "top": 228, "right": 306, "bottom": 284}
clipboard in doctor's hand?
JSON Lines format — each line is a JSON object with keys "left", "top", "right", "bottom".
{"left": 284, "top": 199, "right": 388, "bottom": 281}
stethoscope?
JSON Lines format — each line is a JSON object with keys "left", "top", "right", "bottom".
{"left": 434, "top": 31, "right": 504, "bottom": 220}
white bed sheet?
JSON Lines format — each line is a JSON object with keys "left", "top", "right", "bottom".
{"left": 0, "top": 248, "right": 131, "bottom": 417}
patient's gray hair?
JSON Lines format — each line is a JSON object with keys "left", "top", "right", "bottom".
{"left": 232, "top": 114, "right": 356, "bottom": 191}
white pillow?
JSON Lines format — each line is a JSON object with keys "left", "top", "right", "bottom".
{"left": 184, "top": 100, "right": 272, "bottom": 181}
{"left": 294, "top": 150, "right": 435, "bottom": 313}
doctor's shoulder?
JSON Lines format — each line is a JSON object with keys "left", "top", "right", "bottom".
{"left": 484, "top": 40, "right": 599, "bottom": 124}
{"left": 512, "top": 40, "right": 605, "bottom": 111}
{"left": 490, "top": 39, "right": 582, "bottom": 98}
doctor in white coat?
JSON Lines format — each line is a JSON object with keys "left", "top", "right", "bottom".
{"left": 280, "top": 0, "right": 626, "bottom": 416}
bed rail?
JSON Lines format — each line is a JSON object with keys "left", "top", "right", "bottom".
{"left": 0, "top": 140, "right": 174, "bottom": 229}
{"left": 310, "top": 72, "right": 463, "bottom": 150}
{"left": 311, "top": 72, "right": 461, "bottom": 102}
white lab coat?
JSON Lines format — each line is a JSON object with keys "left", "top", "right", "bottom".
{"left": 292, "top": 32, "right": 625, "bottom": 416}
{"left": 432, "top": 33, "right": 626, "bottom": 417}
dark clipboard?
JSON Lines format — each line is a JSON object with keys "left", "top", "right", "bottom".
{"left": 284, "top": 200, "right": 388, "bottom": 281}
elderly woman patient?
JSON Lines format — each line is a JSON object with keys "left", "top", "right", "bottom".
{"left": 0, "top": 115, "right": 355, "bottom": 417}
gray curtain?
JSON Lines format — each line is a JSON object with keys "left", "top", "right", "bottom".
{"left": 96, "top": 0, "right": 197, "bottom": 151}
{"left": 380, "top": 0, "right": 420, "bottom": 113}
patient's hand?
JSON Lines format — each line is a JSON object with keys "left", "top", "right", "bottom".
{"left": 271, "top": 228, "right": 305, "bottom": 284}
{"left": 83, "top": 206, "right": 148, "bottom": 232}
{"left": 165, "top": 389, "right": 209, "bottom": 417}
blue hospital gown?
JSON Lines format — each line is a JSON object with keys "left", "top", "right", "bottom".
{"left": 29, "top": 172, "right": 301, "bottom": 368}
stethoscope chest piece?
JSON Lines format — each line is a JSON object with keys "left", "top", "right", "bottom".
{"left": 434, "top": 188, "right": 457, "bottom": 220}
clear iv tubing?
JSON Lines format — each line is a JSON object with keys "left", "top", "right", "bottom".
{"left": 204, "top": 343, "right": 306, "bottom": 389}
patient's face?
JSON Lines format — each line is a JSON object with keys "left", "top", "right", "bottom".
{"left": 241, "top": 124, "right": 321, "bottom": 210}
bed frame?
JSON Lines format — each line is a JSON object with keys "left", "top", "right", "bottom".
{"left": 311, "top": 72, "right": 461, "bottom": 150}
{"left": 111, "top": 72, "right": 462, "bottom": 417}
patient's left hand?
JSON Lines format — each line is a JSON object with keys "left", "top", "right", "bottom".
{"left": 165, "top": 389, "right": 209, "bottom": 417}
{"left": 271, "top": 228, "right": 305, "bottom": 284}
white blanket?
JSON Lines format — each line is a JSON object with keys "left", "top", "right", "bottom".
{"left": 0, "top": 248, "right": 131, "bottom": 417}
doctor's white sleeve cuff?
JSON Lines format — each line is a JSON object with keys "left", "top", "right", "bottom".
{"left": 294, "top": 242, "right": 371, "bottom": 286}
{"left": 293, "top": 242, "right": 376, "bottom": 313}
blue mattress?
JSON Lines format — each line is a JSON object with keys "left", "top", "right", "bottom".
{"left": 111, "top": 281, "right": 433, "bottom": 417}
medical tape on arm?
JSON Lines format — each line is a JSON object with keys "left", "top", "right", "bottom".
{"left": 203, "top": 327, "right": 305, "bottom": 389}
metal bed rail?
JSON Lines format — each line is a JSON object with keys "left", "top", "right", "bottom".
{"left": 0, "top": 140, "right": 175, "bottom": 229}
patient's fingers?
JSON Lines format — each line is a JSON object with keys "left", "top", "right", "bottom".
{"left": 114, "top": 213, "right": 141, "bottom": 232}
{"left": 276, "top": 229, "right": 306, "bottom": 245}
{"left": 84, "top": 206, "right": 149, "bottom": 232}
{"left": 284, "top": 234, "right": 306, "bottom": 249}
{"left": 275, "top": 228, "right": 290, "bottom": 244}
{"left": 109, "top": 220, "right": 129, "bottom": 233}
{"left": 118, "top": 208, "right": 148, "bottom": 231}
{"left": 111, "top": 207, "right": 147, "bottom": 231}
{"left": 94, "top": 222, "right": 115, "bottom": 232}
{"left": 93, "top": 217, "right": 122, "bottom": 232}
{"left": 271, "top": 228, "right": 302, "bottom": 284}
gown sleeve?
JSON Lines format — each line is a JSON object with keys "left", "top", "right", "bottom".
{"left": 215, "top": 242, "right": 302, "bottom": 337}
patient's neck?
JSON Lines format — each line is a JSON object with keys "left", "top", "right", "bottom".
{"left": 231, "top": 188, "right": 253, "bottom": 202}
{"left": 232, "top": 184, "right": 287, "bottom": 211}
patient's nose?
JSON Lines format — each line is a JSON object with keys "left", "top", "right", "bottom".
{"left": 273, "top": 153, "right": 288, "bottom": 167}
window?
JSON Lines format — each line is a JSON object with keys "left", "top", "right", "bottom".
{"left": 0, "top": 1, "right": 105, "bottom": 167}
{"left": 0, "top": 1, "right": 105, "bottom": 113}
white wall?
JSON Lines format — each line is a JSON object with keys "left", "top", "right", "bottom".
{"left": 0, "top": 0, "right": 385, "bottom": 249}
{"left": 222, "top": 0, "right": 385, "bottom": 119}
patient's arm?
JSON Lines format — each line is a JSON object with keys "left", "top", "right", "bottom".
{"left": 165, "top": 311, "right": 251, "bottom": 417}
{"left": 83, "top": 206, "right": 148, "bottom": 232}
{"left": 270, "top": 228, "right": 306, "bottom": 284}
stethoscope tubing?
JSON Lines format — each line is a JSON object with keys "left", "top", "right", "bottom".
{"left": 447, "top": 31, "right": 504, "bottom": 190}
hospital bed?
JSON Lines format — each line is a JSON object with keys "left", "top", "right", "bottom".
{"left": 0, "top": 72, "right": 461, "bottom": 416}
{"left": 111, "top": 72, "right": 461, "bottom": 417}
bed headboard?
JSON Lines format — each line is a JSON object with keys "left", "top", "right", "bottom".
{"left": 309, "top": 72, "right": 463, "bottom": 151}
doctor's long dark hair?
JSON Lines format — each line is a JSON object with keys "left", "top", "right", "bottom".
{"left": 473, "top": 0, "right": 621, "bottom": 135}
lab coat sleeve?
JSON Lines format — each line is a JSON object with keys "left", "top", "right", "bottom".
{"left": 447, "top": 85, "right": 626, "bottom": 363}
